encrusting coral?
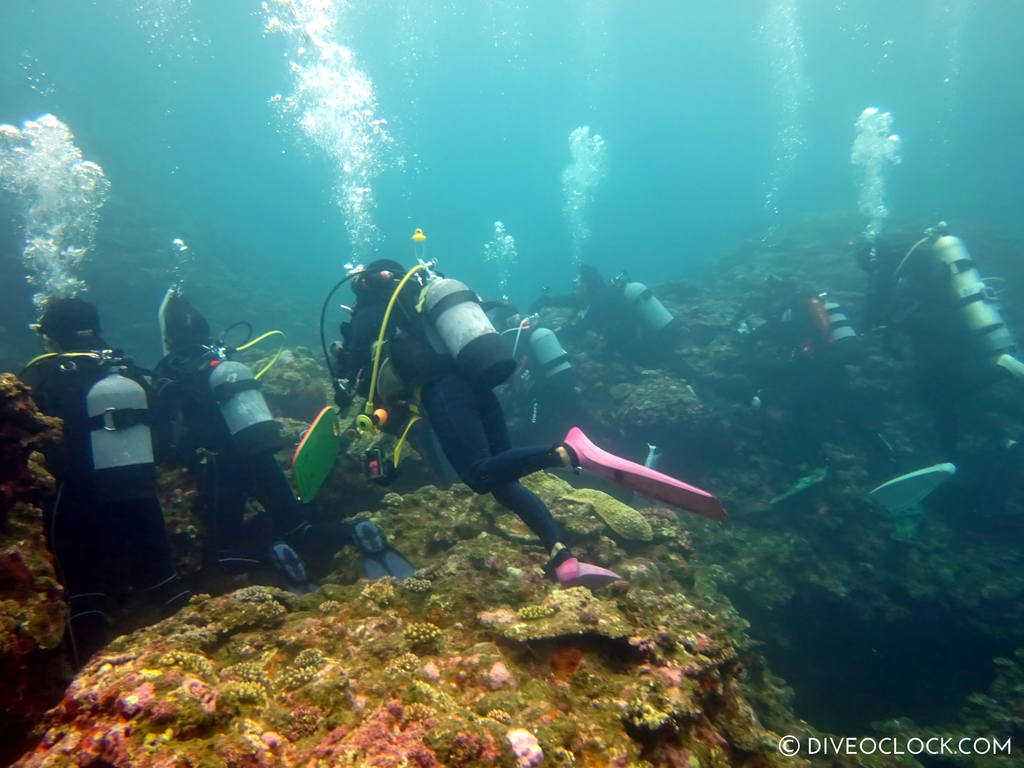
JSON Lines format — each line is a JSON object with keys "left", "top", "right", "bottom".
{"left": 0, "top": 373, "right": 67, "bottom": 762}
{"left": 11, "top": 476, "right": 806, "bottom": 768}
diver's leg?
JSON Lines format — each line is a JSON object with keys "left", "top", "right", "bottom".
{"left": 47, "top": 484, "right": 110, "bottom": 667}
{"left": 490, "top": 481, "right": 565, "bottom": 549}
{"left": 200, "top": 452, "right": 261, "bottom": 571}
{"left": 244, "top": 451, "right": 353, "bottom": 559}
{"left": 420, "top": 376, "right": 561, "bottom": 492}
{"left": 116, "top": 497, "right": 191, "bottom": 616}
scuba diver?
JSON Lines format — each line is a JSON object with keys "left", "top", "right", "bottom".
{"left": 330, "top": 257, "right": 624, "bottom": 588}
{"left": 328, "top": 243, "right": 726, "bottom": 586}
{"left": 741, "top": 283, "right": 881, "bottom": 463}
{"left": 485, "top": 301, "right": 581, "bottom": 443}
{"left": 20, "top": 298, "right": 191, "bottom": 666}
{"left": 857, "top": 222, "right": 1024, "bottom": 456}
{"left": 855, "top": 223, "right": 1024, "bottom": 517}
{"left": 154, "top": 289, "right": 414, "bottom": 589}
{"left": 531, "top": 265, "right": 677, "bottom": 356}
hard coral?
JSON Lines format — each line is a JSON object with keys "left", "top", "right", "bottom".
{"left": 562, "top": 487, "right": 654, "bottom": 542}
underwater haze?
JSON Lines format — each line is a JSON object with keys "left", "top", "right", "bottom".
{"left": 2, "top": 0, "right": 1022, "bottom": 363}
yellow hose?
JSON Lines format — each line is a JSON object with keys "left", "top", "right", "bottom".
{"left": 236, "top": 330, "right": 286, "bottom": 379}
{"left": 364, "top": 264, "right": 428, "bottom": 419}
{"left": 22, "top": 351, "right": 100, "bottom": 369}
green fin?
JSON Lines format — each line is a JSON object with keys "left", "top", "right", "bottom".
{"left": 292, "top": 406, "right": 342, "bottom": 503}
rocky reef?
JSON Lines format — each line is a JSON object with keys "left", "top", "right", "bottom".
{"left": 521, "top": 216, "right": 1024, "bottom": 740}
{"left": 14, "top": 477, "right": 806, "bottom": 768}
{"left": 3, "top": 215, "right": 1024, "bottom": 766}
{"left": 0, "top": 373, "right": 68, "bottom": 761}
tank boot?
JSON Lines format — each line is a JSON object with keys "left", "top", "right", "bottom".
{"left": 67, "top": 592, "right": 110, "bottom": 668}
{"left": 268, "top": 541, "right": 316, "bottom": 594}
{"left": 543, "top": 543, "right": 620, "bottom": 589}
{"left": 144, "top": 573, "right": 193, "bottom": 618}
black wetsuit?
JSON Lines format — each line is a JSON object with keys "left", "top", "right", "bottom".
{"left": 21, "top": 350, "right": 189, "bottom": 665}
{"left": 154, "top": 347, "right": 352, "bottom": 569}
{"left": 338, "top": 295, "right": 568, "bottom": 549}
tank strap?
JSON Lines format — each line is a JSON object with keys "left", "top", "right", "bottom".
{"left": 422, "top": 289, "right": 479, "bottom": 326}
{"left": 212, "top": 378, "right": 261, "bottom": 403}
{"left": 542, "top": 353, "right": 570, "bottom": 371}
{"left": 87, "top": 407, "right": 151, "bottom": 432}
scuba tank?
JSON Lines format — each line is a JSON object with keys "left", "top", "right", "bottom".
{"left": 527, "top": 327, "right": 571, "bottom": 379}
{"left": 420, "top": 278, "right": 515, "bottom": 388}
{"left": 87, "top": 369, "right": 154, "bottom": 472}
{"left": 821, "top": 296, "right": 858, "bottom": 345}
{"left": 207, "top": 359, "right": 278, "bottom": 452}
{"left": 621, "top": 282, "right": 675, "bottom": 334}
{"left": 931, "top": 234, "right": 1018, "bottom": 364}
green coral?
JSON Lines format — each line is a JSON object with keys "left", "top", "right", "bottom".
{"left": 159, "top": 651, "right": 215, "bottom": 680}
{"left": 385, "top": 651, "right": 422, "bottom": 676}
{"left": 485, "top": 708, "right": 511, "bottom": 725}
{"left": 562, "top": 488, "right": 653, "bottom": 542}
{"left": 361, "top": 579, "right": 397, "bottom": 607}
{"left": 293, "top": 648, "right": 327, "bottom": 669}
{"left": 318, "top": 600, "right": 343, "bottom": 614}
{"left": 401, "top": 577, "right": 433, "bottom": 593}
{"left": 517, "top": 603, "right": 559, "bottom": 621}
{"left": 280, "top": 665, "right": 318, "bottom": 690}
{"left": 218, "top": 681, "right": 269, "bottom": 712}
{"left": 403, "top": 621, "right": 442, "bottom": 649}
{"left": 403, "top": 702, "right": 437, "bottom": 722}
{"left": 221, "top": 661, "right": 272, "bottom": 693}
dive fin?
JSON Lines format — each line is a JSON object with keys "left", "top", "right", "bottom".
{"left": 353, "top": 520, "right": 417, "bottom": 581}
{"left": 562, "top": 427, "right": 727, "bottom": 521}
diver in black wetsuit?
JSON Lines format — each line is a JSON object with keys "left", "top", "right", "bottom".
{"left": 154, "top": 289, "right": 413, "bottom": 588}
{"left": 330, "top": 259, "right": 620, "bottom": 588}
{"left": 746, "top": 288, "right": 869, "bottom": 462}
{"left": 855, "top": 225, "right": 1024, "bottom": 515}
{"left": 856, "top": 226, "right": 1024, "bottom": 457}
{"left": 20, "top": 298, "right": 191, "bottom": 666}
{"left": 530, "top": 265, "right": 677, "bottom": 357}
{"left": 484, "top": 300, "right": 581, "bottom": 444}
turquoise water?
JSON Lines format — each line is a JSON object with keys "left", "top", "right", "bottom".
{"left": 1, "top": 1, "right": 1022, "bottom": 358}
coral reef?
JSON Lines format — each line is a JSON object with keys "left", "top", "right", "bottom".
{"left": 12, "top": 479, "right": 804, "bottom": 768}
{"left": 0, "top": 374, "right": 67, "bottom": 761}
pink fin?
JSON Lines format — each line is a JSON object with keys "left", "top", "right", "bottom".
{"left": 562, "top": 427, "right": 727, "bottom": 521}
{"left": 555, "top": 557, "right": 621, "bottom": 589}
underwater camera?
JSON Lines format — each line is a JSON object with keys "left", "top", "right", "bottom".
{"left": 362, "top": 448, "right": 395, "bottom": 485}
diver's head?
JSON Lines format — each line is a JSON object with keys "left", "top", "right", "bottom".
{"left": 352, "top": 259, "right": 406, "bottom": 302}
{"left": 574, "top": 264, "right": 605, "bottom": 298}
{"left": 36, "top": 297, "right": 104, "bottom": 351}
{"left": 161, "top": 290, "right": 212, "bottom": 354}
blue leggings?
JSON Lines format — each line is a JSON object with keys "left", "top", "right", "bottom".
{"left": 420, "top": 375, "right": 565, "bottom": 548}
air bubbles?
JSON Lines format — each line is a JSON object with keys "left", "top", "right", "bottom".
{"left": 482, "top": 221, "right": 518, "bottom": 296}
{"left": 851, "top": 107, "right": 902, "bottom": 244}
{"left": 263, "top": 0, "right": 394, "bottom": 258}
{"left": 0, "top": 115, "right": 110, "bottom": 309}
{"left": 561, "top": 126, "right": 608, "bottom": 264}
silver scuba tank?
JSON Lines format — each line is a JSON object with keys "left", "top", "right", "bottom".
{"left": 932, "top": 234, "right": 1017, "bottom": 360}
{"left": 622, "top": 282, "right": 675, "bottom": 333}
{"left": 87, "top": 371, "right": 155, "bottom": 471}
{"left": 420, "top": 278, "right": 515, "bottom": 388}
{"left": 207, "top": 359, "right": 275, "bottom": 438}
{"left": 821, "top": 297, "right": 858, "bottom": 345}
{"left": 527, "top": 327, "right": 571, "bottom": 379}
